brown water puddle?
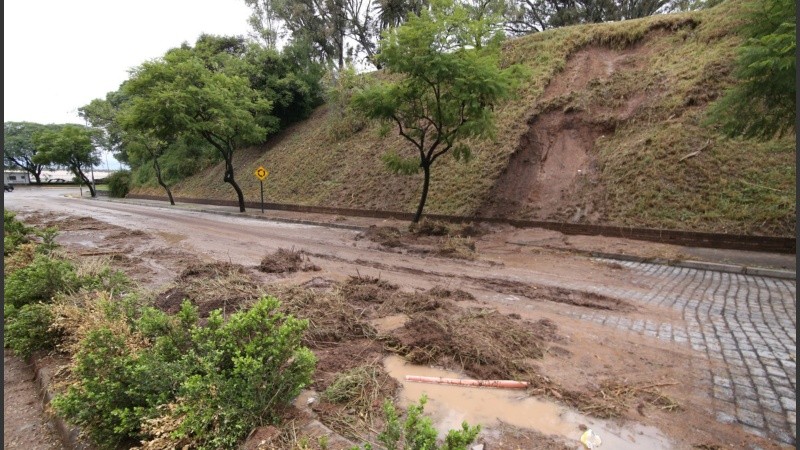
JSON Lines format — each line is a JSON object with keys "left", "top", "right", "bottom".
{"left": 384, "top": 355, "right": 673, "bottom": 449}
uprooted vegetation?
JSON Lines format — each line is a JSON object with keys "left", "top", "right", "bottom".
{"left": 259, "top": 248, "right": 321, "bottom": 273}
{"left": 5, "top": 212, "right": 687, "bottom": 449}
{"left": 357, "top": 219, "right": 485, "bottom": 260}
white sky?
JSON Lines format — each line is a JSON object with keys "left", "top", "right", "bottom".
{"left": 4, "top": 0, "right": 254, "bottom": 168}
{"left": 4, "top": 0, "right": 254, "bottom": 125}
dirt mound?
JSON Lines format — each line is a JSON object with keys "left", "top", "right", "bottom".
{"left": 357, "top": 226, "right": 403, "bottom": 248}
{"left": 259, "top": 248, "right": 320, "bottom": 273}
{"left": 154, "top": 262, "right": 261, "bottom": 317}
{"left": 339, "top": 275, "right": 399, "bottom": 304}
{"left": 389, "top": 308, "right": 547, "bottom": 380}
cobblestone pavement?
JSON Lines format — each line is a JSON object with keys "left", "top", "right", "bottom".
{"left": 568, "top": 259, "right": 797, "bottom": 446}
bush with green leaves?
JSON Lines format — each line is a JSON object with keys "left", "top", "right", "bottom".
{"left": 4, "top": 209, "right": 31, "bottom": 255}
{"left": 4, "top": 254, "right": 78, "bottom": 309}
{"left": 105, "top": 170, "right": 132, "bottom": 198}
{"left": 53, "top": 296, "right": 316, "bottom": 450}
{"left": 356, "top": 395, "right": 481, "bottom": 450}
{"left": 3, "top": 303, "right": 60, "bottom": 358}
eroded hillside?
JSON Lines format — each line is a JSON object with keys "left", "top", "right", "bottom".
{"left": 131, "top": 0, "right": 795, "bottom": 236}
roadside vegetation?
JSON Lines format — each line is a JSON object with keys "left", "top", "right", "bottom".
{"left": 4, "top": 211, "right": 501, "bottom": 449}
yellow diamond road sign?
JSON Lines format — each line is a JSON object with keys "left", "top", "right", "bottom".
{"left": 255, "top": 166, "right": 268, "bottom": 181}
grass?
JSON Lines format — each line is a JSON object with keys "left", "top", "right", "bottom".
{"left": 130, "top": 0, "right": 794, "bottom": 236}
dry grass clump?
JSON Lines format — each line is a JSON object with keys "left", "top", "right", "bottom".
{"left": 566, "top": 379, "right": 681, "bottom": 419}
{"left": 322, "top": 363, "right": 398, "bottom": 428}
{"left": 409, "top": 219, "right": 484, "bottom": 238}
{"left": 154, "top": 262, "right": 261, "bottom": 317}
{"left": 390, "top": 307, "right": 546, "bottom": 380}
{"left": 358, "top": 226, "right": 403, "bottom": 248}
{"left": 3, "top": 242, "right": 38, "bottom": 275}
{"left": 259, "top": 248, "right": 320, "bottom": 273}
{"left": 272, "top": 285, "right": 374, "bottom": 348}
{"left": 436, "top": 236, "right": 477, "bottom": 260}
{"left": 339, "top": 275, "right": 399, "bottom": 304}
{"left": 50, "top": 290, "right": 148, "bottom": 358}
{"left": 428, "top": 285, "right": 476, "bottom": 301}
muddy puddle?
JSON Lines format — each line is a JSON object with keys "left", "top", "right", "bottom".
{"left": 384, "top": 355, "right": 673, "bottom": 449}
{"left": 370, "top": 314, "right": 409, "bottom": 334}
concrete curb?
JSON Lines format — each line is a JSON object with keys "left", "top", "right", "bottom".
{"left": 29, "top": 355, "right": 94, "bottom": 449}
{"left": 95, "top": 196, "right": 796, "bottom": 280}
{"left": 587, "top": 251, "right": 796, "bottom": 280}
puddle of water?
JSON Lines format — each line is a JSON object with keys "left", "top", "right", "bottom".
{"left": 384, "top": 355, "right": 673, "bottom": 449}
{"left": 370, "top": 314, "right": 409, "bottom": 334}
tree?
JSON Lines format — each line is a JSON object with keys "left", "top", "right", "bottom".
{"left": 504, "top": 0, "right": 673, "bottom": 34}
{"left": 706, "top": 0, "right": 796, "bottom": 139}
{"left": 353, "top": 0, "right": 525, "bottom": 223}
{"left": 33, "top": 125, "right": 101, "bottom": 197}
{"left": 124, "top": 47, "right": 275, "bottom": 212}
{"left": 3, "top": 122, "right": 54, "bottom": 183}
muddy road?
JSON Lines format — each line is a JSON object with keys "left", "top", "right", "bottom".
{"left": 4, "top": 187, "right": 796, "bottom": 449}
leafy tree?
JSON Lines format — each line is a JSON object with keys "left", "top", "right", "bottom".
{"left": 3, "top": 121, "right": 55, "bottom": 183}
{"left": 706, "top": 0, "right": 796, "bottom": 139}
{"left": 353, "top": 0, "right": 525, "bottom": 222}
{"left": 240, "top": 44, "right": 326, "bottom": 126}
{"left": 504, "top": 0, "right": 673, "bottom": 34}
{"left": 78, "top": 91, "right": 130, "bottom": 167}
{"left": 124, "top": 47, "right": 275, "bottom": 212}
{"left": 32, "top": 125, "right": 101, "bottom": 197}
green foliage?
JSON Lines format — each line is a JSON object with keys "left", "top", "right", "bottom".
{"left": 35, "top": 227, "right": 60, "bottom": 255}
{"left": 355, "top": 396, "right": 480, "bottom": 450}
{"left": 32, "top": 124, "right": 101, "bottom": 196}
{"left": 706, "top": 0, "right": 796, "bottom": 139}
{"left": 382, "top": 151, "right": 421, "bottom": 175}
{"left": 3, "top": 121, "right": 54, "bottom": 182}
{"left": 175, "top": 297, "right": 316, "bottom": 449}
{"left": 352, "top": 0, "right": 526, "bottom": 221}
{"left": 53, "top": 296, "right": 315, "bottom": 449}
{"left": 4, "top": 209, "right": 31, "bottom": 255}
{"left": 106, "top": 170, "right": 131, "bottom": 197}
{"left": 3, "top": 254, "right": 78, "bottom": 309}
{"left": 4, "top": 303, "right": 60, "bottom": 358}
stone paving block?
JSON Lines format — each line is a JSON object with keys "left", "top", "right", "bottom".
{"left": 779, "top": 397, "right": 796, "bottom": 412}
{"left": 736, "top": 397, "right": 760, "bottom": 412}
{"left": 713, "top": 376, "right": 732, "bottom": 388}
{"left": 713, "top": 386, "right": 733, "bottom": 402}
{"left": 740, "top": 424, "right": 767, "bottom": 438}
{"left": 716, "top": 411, "right": 736, "bottom": 424}
{"left": 737, "top": 408, "right": 766, "bottom": 428}
{"left": 761, "top": 397, "right": 784, "bottom": 414}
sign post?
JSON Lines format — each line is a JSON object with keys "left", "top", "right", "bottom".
{"left": 254, "top": 166, "right": 269, "bottom": 213}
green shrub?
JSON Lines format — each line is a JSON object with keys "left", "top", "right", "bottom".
{"left": 356, "top": 396, "right": 480, "bottom": 450}
{"left": 53, "top": 296, "right": 316, "bottom": 450}
{"left": 4, "top": 209, "right": 31, "bottom": 255}
{"left": 4, "top": 303, "right": 60, "bottom": 358}
{"left": 4, "top": 254, "right": 78, "bottom": 308}
{"left": 106, "top": 170, "right": 131, "bottom": 198}
{"left": 174, "top": 296, "right": 316, "bottom": 449}
{"left": 52, "top": 327, "right": 177, "bottom": 449}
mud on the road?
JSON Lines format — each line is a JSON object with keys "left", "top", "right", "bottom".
{"left": 6, "top": 209, "right": 789, "bottom": 450}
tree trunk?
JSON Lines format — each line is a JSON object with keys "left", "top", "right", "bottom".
{"left": 32, "top": 168, "right": 41, "bottom": 184}
{"left": 74, "top": 167, "right": 96, "bottom": 198}
{"left": 223, "top": 157, "right": 246, "bottom": 212}
{"left": 413, "top": 164, "right": 431, "bottom": 223}
{"left": 153, "top": 158, "right": 175, "bottom": 205}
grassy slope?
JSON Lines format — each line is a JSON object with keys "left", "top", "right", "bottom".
{"left": 132, "top": 0, "right": 795, "bottom": 236}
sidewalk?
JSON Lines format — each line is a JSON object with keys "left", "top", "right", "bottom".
{"left": 91, "top": 195, "right": 796, "bottom": 279}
